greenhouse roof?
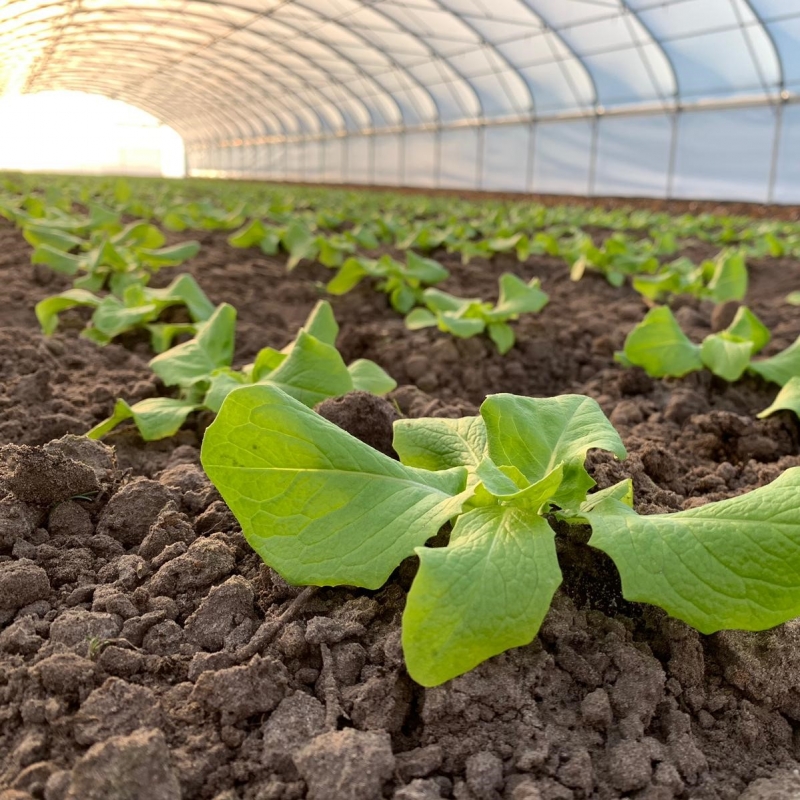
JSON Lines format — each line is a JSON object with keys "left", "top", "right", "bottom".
{"left": 1, "top": 0, "right": 798, "bottom": 146}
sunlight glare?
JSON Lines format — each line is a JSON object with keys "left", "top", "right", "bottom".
{"left": 0, "top": 91, "right": 185, "bottom": 177}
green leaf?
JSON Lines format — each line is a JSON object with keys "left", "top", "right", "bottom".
{"left": 149, "top": 303, "right": 236, "bottom": 387}
{"left": 347, "top": 360, "right": 396, "bottom": 395}
{"left": 724, "top": 306, "right": 770, "bottom": 355}
{"left": 200, "top": 385, "right": 469, "bottom": 588}
{"left": 493, "top": 274, "right": 549, "bottom": 317}
{"left": 585, "top": 468, "right": 800, "bottom": 633}
{"left": 87, "top": 397, "right": 198, "bottom": 441}
{"left": 251, "top": 348, "right": 287, "bottom": 382}
{"left": 706, "top": 250, "right": 748, "bottom": 302}
{"left": 700, "top": 334, "right": 752, "bottom": 382}
{"left": 204, "top": 370, "right": 248, "bottom": 414}
{"left": 260, "top": 330, "right": 353, "bottom": 407}
{"left": 787, "top": 292, "right": 800, "bottom": 306}
{"left": 403, "top": 503, "right": 562, "bottom": 686}
{"left": 23, "top": 225, "right": 84, "bottom": 251}
{"left": 405, "top": 252, "right": 449, "bottom": 284}
{"left": 31, "top": 245, "right": 82, "bottom": 275}
{"left": 327, "top": 258, "right": 368, "bottom": 295}
{"left": 749, "top": 336, "right": 800, "bottom": 386}
{"left": 757, "top": 376, "right": 800, "bottom": 419}
{"left": 228, "top": 219, "right": 269, "bottom": 248}
{"left": 113, "top": 221, "right": 165, "bottom": 249}
{"left": 91, "top": 296, "right": 157, "bottom": 339}
{"left": 390, "top": 284, "right": 417, "bottom": 314}
{"left": 618, "top": 306, "right": 703, "bottom": 378}
{"left": 439, "top": 313, "right": 485, "bottom": 338}
{"left": 487, "top": 322, "right": 515, "bottom": 354}
{"left": 579, "top": 479, "right": 634, "bottom": 514}
{"left": 147, "top": 323, "right": 198, "bottom": 353}
{"left": 393, "top": 416, "right": 487, "bottom": 474}
{"left": 139, "top": 241, "right": 200, "bottom": 268}
{"left": 422, "top": 288, "right": 467, "bottom": 314}
{"left": 35, "top": 289, "right": 101, "bottom": 335}
{"left": 282, "top": 221, "right": 318, "bottom": 270}
{"left": 480, "top": 394, "right": 626, "bottom": 512}
{"left": 302, "top": 301, "right": 339, "bottom": 346}
{"left": 405, "top": 308, "right": 438, "bottom": 330}
{"left": 148, "top": 273, "right": 216, "bottom": 322}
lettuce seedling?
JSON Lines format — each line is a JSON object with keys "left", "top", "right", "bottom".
{"left": 89, "top": 301, "right": 396, "bottom": 441}
{"left": 758, "top": 376, "right": 800, "bottom": 420}
{"left": 201, "top": 386, "right": 800, "bottom": 686}
{"left": 35, "top": 274, "right": 215, "bottom": 350}
{"left": 405, "top": 274, "right": 548, "bottom": 354}
{"left": 28, "top": 218, "right": 200, "bottom": 294}
{"left": 616, "top": 305, "right": 798, "bottom": 384}
{"left": 327, "top": 252, "right": 449, "bottom": 313}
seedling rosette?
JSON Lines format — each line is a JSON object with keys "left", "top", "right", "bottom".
{"left": 89, "top": 301, "right": 396, "bottom": 441}
{"left": 201, "top": 386, "right": 800, "bottom": 687}
{"left": 405, "top": 273, "right": 549, "bottom": 354}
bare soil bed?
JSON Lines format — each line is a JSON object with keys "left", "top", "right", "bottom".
{"left": 2, "top": 211, "right": 800, "bottom": 800}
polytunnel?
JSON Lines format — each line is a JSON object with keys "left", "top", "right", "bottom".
{"left": 2, "top": 0, "right": 800, "bottom": 202}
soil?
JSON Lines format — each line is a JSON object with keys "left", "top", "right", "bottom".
{"left": 1, "top": 207, "right": 800, "bottom": 800}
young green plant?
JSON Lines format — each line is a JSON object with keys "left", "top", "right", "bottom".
{"left": 201, "top": 386, "right": 800, "bottom": 686}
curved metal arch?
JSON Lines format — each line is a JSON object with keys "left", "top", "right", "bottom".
{"left": 0, "top": 6, "right": 344, "bottom": 135}
{"left": 424, "top": 0, "right": 536, "bottom": 116}
{"left": 1, "top": 2, "right": 380, "bottom": 135}
{"left": 303, "top": 0, "right": 483, "bottom": 121}
{"left": 107, "top": 0, "right": 413, "bottom": 131}
{"left": 734, "top": 0, "right": 784, "bottom": 96}
{"left": 30, "top": 68, "right": 251, "bottom": 142}
{"left": 618, "top": 0, "right": 681, "bottom": 104}
{"left": 7, "top": 35, "right": 291, "bottom": 140}
{"left": 520, "top": 0, "right": 599, "bottom": 111}
{"left": 218, "top": 0, "right": 432, "bottom": 127}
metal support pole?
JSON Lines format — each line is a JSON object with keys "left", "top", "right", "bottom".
{"left": 588, "top": 115, "right": 600, "bottom": 197}
{"left": 666, "top": 110, "right": 680, "bottom": 199}
{"left": 767, "top": 98, "right": 785, "bottom": 204}
{"left": 525, "top": 120, "right": 536, "bottom": 194}
{"left": 476, "top": 124, "right": 486, "bottom": 190}
{"left": 434, "top": 127, "right": 442, "bottom": 189}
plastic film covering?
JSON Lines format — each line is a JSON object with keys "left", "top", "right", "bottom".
{"left": 1, "top": 0, "right": 799, "bottom": 201}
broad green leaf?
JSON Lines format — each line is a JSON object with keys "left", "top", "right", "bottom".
{"left": 261, "top": 330, "right": 353, "bottom": 407}
{"left": 87, "top": 397, "right": 198, "bottom": 441}
{"left": 700, "top": 334, "right": 752, "bottom": 382}
{"left": 23, "top": 225, "right": 84, "bottom": 251}
{"left": 204, "top": 370, "right": 248, "bottom": 414}
{"left": 147, "top": 323, "right": 198, "bottom": 353}
{"left": 149, "top": 303, "right": 236, "bottom": 387}
{"left": 92, "top": 296, "right": 158, "bottom": 339}
{"left": 347, "top": 359, "right": 396, "bottom": 395}
{"left": 228, "top": 219, "right": 269, "bottom": 248}
{"left": 487, "top": 322, "right": 515, "bottom": 354}
{"left": 632, "top": 272, "right": 682, "bottom": 301}
{"left": 390, "top": 284, "right": 417, "bottom": 314}
{"left": 302, "top": 300, "right": 339, "bottom": 345}
{"left": 35, "top": 289, "right": 101, "bottom": 335}
{"left": 200, "top": 385, "right": 469, "bottom": 588}
{"left": 139, "top": 241, "right": 200, "bottom": 267}
{"left": 327, "top": 258, "right": 368, "bottom": 295}
{"left": 439, "top": 313, "right": 485, "bottom": 338}
{"left": 282, "top": 221, "right": 318, "bottom": 270}
{"left": 405, "top": 252, "right": 449, "bottom": 284}
{"left": 493, "top": 274, "right": 549, "bottom": 317}
{"left": 618, "top": 306, "right": 703, "bottom": 378}
{"left": 749, "top": 336, "right": 800, "bottom": 386}
{"left": 393, "top": 416, "right": 487, "bottom": 474}
{"left": 586, "top": 468, "right": 800, "bottom": 633}
{"left": 113, "top": 221, "right": 165, "bottom": 249}
{"left": 480, "top": 393, "right": 626, "bottom": 511}
{"left": 405, "top": 308, "right": 438, "bottom": 330}
{"left": 787, "top": 292, "right": 800, "bottom": 306}
{"left": 706, "top": 250, "right": 748, "bottom": 302}
{"left": 149, "top": 274, "right": 216, "bottom": 322}
{"left": 757, "top": 377, "right": 800, "bottom": 419}
{"left": 422, "top": 288, "right": 469, "bottom": 314}
{"left": 724, "top": 306, "right": 770, "bottom": 354}
{"left": 31, "top": 245, "right": 82, "bottom": 275}
{"left": 403, "top": 504, "right": 562, "bottom": 686}
{"left": 252, "top": 347, "right": 287, "bottom": 382}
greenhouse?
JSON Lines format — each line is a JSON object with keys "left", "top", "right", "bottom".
{"left": 2, "top": 2, "right": 800, "bottom": 800}
{"left": 3, "top": 1, "right": 800, "bottom": 201}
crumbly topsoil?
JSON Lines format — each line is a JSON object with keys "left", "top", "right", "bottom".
{"left": 1, "top": 211, "right": 800, "bottom": 800}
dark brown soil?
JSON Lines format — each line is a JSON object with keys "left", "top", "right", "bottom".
{"left": 2, "top": 211, "right": 800, "bottom": 800}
